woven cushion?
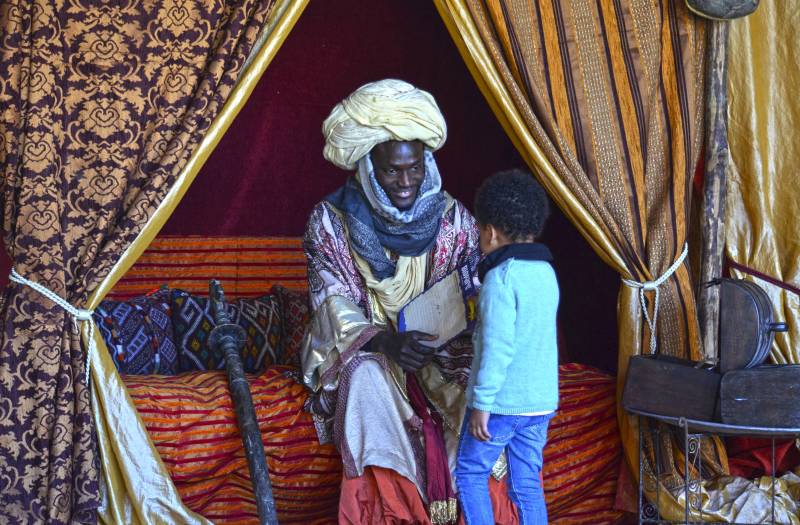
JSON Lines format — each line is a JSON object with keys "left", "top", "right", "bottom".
{"left": 171, "top": 290, "right": 281, "bottom": 373}
{"left": 271, "top": 285, "right": 310, "bottom": 368}
{"left": 93, "top": 288, "right": 178, "bottom": 375}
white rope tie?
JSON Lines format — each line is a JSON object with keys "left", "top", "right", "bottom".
{"left": 621, "top": 244, "right": 689, "bottom": 355}
{"left": 9, "top": 269, "right": 95, "bottom": 386}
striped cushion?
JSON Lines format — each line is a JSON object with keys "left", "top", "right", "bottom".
{"left": 108, "top": 236, "right": 308, "bottom": 301}
{"left": 124, "top": 367, "right": 341, "bottom": 524}
{"left": 544, "top": 363, "right": 622, "bottom": 516}
{"left": 550, "top": 464, "right": 626, "bottom": 524}
{"left": 124, "top": 362, "right": 621, "bottom": 524}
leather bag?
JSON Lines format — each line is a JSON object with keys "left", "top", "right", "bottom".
{"left": 713, "top": 278, "right": 787, "bottom": 373}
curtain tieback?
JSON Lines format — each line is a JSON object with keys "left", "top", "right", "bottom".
{"left": 621, "top": 243, "right": 688, "bottom": 355}
{"left": 9, "top": 269, "right": 95, "bottom": 386}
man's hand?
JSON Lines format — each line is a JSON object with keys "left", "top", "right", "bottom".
{"left": 468, "top": 409, "right": 491, "bottom": 441}
{"left": 370, "top": 330, "right": 438, "bottom": 372}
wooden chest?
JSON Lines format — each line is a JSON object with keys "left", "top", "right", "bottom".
{"left": 720, "top": 365, "right": 800, "bottom": 428}
{"left": 622, "top": 354, "right": 721, "bottom": 421}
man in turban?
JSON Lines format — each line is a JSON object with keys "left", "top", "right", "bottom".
{"left": 301, "top": 80, "right": 514, "bottom": 524}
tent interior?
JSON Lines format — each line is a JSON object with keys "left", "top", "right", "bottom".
{"left": 2, "top": 0, "right": 798, "bottom": 523}
{"left": 0, "top": 0, "right": 622, "bottom": 373}
{"left": 153, "top": 0, "right": 622, "bottom": 373}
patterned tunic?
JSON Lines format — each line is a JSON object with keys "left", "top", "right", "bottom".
{"left": 300, "top": 196, "right": 479, "bottom": 492}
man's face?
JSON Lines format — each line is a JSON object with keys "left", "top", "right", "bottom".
{"left": 371, "top": 141, "right": 425, "bottom": 211}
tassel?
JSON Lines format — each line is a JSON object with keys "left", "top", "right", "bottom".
{"left": 429, "top": 498, "right": 458, "bottom": 525}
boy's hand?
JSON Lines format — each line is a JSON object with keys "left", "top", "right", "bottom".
{"left": 468, "top": 409, "right": 491, "bottom": 441}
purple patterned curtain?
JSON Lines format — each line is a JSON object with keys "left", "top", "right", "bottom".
{"left": 0, "top": 0, "right": 275, "bottom": 521}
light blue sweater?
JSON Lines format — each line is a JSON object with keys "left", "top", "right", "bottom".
{"left": 466, "top": 258, "right": 560, "bottom": 414}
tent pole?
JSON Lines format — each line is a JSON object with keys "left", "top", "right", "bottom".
{"left": 697, "top": 20, "right": 731, "bottom": 364}
{"left": 209, "top": 280, "right": 279, "bottom": 525}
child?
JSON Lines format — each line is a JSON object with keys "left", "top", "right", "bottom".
{"left": 456, "top": 169, "right": 559, "bottom": 525}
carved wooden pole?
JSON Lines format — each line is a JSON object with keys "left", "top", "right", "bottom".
{"left": 697, "top": 21, "right": 731, "bottom": 364}
{"left": 209, "top": 280, "right": 278, "bottom": 525}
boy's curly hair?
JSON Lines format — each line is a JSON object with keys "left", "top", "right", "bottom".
{"left": 473, "top": 169, "right": 550, "bottom": 240}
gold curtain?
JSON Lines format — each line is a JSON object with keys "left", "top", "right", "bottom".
{"left": 432, "top": 0, "right": 717, "bottom": 519}
{"left": 0, "top": 0, "right": 307, "bottom": 523}
{"left": 89, "top": 2, "right": 309, "bottom": 523}
{"left": 726, "top": 0, "right": 800, "bottom": 364}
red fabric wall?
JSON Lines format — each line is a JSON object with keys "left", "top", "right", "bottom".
{"left": 1, "top": 0, "right": 620, "bottom": 371}
{"left": 162, "top": 1, "right": 518, "bottom": 235}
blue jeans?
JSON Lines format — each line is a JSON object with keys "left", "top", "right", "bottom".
{"left": 455, "top": 410, "right": 552, "bottom": 525}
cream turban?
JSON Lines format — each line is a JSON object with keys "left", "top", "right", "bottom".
{"left": 322, "top": 79, "right": 447, "bottom": 170}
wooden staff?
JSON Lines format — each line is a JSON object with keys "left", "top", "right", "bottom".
{"left": 209, "top": 280, "right": 278, "bottom": 525}
{"left": 697, "top": 20, "right": 731, "bottom": 364}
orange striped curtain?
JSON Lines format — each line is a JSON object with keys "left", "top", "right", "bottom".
{"left": 435, "top": 0, "right": 706, "bottom": 359}
{"left": 433, "top": 0, "right": 718, "bottom": 519}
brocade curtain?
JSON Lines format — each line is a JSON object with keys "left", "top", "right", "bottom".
{"left": 433, "top": 0, "right": 724, "bottom": 520}
{"left": 0, "top": 0, "right": 284, "bottom": 522}
{"left": 726, "top": 0, "right": 800, "bottom": 364}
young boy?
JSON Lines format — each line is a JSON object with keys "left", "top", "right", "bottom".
{"left": 456, "top": 169, "right": 559, "bottom": 525}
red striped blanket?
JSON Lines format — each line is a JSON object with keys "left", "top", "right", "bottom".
{"left": 125, "top": 362, "right": 623, "bottom": 524}
{"left": 546, "top": 364, "right": 622, "bottom": 521}
{"left": 125, "top": 367, "right": 341, "bottom": 524}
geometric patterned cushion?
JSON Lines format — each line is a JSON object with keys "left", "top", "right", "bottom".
{"left": 271, "top": 285, "right": 310, "bottom": 369}
{"left": 93, "top": 287, "right": 178, "bottom": 375}
{"left": 170, "top": 289, "right": 281, "bottom": 373}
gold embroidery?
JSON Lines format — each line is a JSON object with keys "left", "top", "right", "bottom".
{"left": 429, "top": 497, "right": 458, "bottom": 525}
